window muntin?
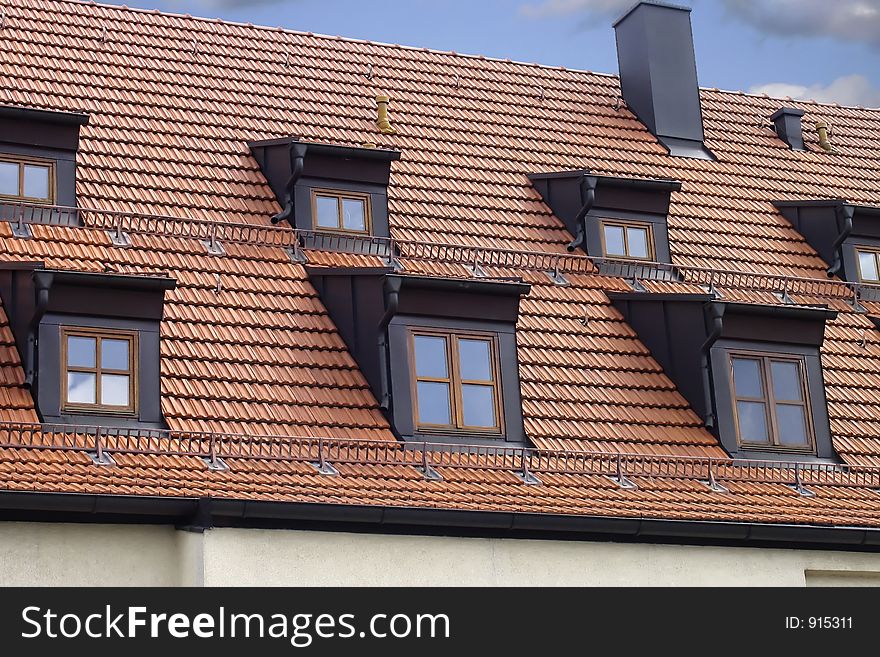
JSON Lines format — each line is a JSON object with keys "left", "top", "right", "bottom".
{"left": 729, "top": 352, "right": 813, "bottom": 452}
{"left": 411, "top": 329, "right": 502, "bottom": 434}
{"left": 856, "top": 248, "right": 880, "bottom": 283}
{"left": 600, "top": 220, "right": 653, "bottom": 260}
{"left": 0, "top": 156, "right": 54, "bottom": 202}
{"left": 61, "top": 328, "right": 137, "bottom": 415}
{"left": 311, "top": 189, "right": 371, "bottom": 234}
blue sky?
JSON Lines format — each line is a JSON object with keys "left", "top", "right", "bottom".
{"left": 112, "top": 0, "right": 880, "bottom": 107}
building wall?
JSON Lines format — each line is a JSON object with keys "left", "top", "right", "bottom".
{"left": 1, "top": 522, "right": 879, "bottom": 586}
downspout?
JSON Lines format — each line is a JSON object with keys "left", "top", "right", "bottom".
{"left": 24, "top": 271, "right": 53, "bottom": 389}
{"left": 567, "top": 176, "right": 597, "bottom": 252}
{"left": 377, "top": 276, "right": 402, "bottom": 411}
{"left": 827, "top": 204, "right": 855, "bottom": 278}
{"left": 270, "top": 142, "right": 308, "bottom": 225}
{"left": 699, "top": 303, "right": 724, "bottom": 429}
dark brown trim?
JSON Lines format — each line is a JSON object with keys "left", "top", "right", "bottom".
{"left": 599, "top": 218, "right": 655, "bottom": 260}
{"left": 729, "top": 351, "right": 815, "bottom": 454}
{"left": 0, "top": 154, "right": 56, "bottom": 203}
{"left": 310, "top": 187, "right": 372, "bottom": 235}
{"left": 409, "top": 328, "right": 503, "bottom": 435}
{"left": 855, "top": 246, "right": 880, "bottom": 283}
{"left": 61, "top": 327, "right": 139, "bottom": 416}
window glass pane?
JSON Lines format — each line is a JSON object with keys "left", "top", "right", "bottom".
{"left": 315, "top": 195, "right": 339, "bottom": 228}
{"left": 462, "top": 384, "right": 497, "bottom": 428}
{"left": 736, "top": 401, "right": 769, "bottom": 443}
{"left": 458, "top": 339, "right": 492, "bottom": 381}
{"left": 101, "top": 338, "right": 130, "bottom": 371}
{"left": 417, "top": 381, "right": 451, "bottom": 425}
{"left": 101, "top": 374, "right": 130, "bottom": 407}
{"left": 603, "top": 225, "right": 626, "bottom": 256}
{"left": 341, "top": 197, "right": 366, "bottom": 232}
{"left": 771, "top": 361, "right": 803, "bottom": 402}
{"left": 414, "top": 335, "right": 448, "bottom": 378}
{"left": 776, "top": 404, "right": 809, "bottom": 447}
{"left": 67, "top": 336, "right": 96, "bottom": 368}
{"left": 859, "top": 251, "right": 879, "bottom": 281}
{"left": 732, "top": 358, "right": 763, "bottom": 399}
{"left": 67, "top": 372, "right": 96, "bottom": 404}
{"left": 626, "top": 226, "right": 650, "bottom": 259}
{"left": 0, "top": 161, "right": 17, "bottom": 196}
{"left": 22, "top": 164, "right": 50, "bottom": 199}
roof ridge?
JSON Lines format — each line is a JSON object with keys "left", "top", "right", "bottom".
{"left": 26, "top": 0, "right": 880, "bottom": 114}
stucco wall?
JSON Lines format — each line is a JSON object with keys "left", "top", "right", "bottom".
{"left": 2, "top": 522, "right": 879, "bottom": 586}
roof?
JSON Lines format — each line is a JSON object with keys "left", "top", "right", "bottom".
{"left": 1, "top": 0, "right": 880, "bottom": 536}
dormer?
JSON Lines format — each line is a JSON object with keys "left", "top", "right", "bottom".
{"left": 529, "top": 170, "right": 680, "bottom": 271}
{"left": 250, "top": 138, "right": 400, "bottom": 251}
{"left": 0, "top": 105, "right": 89, "bottom": 233}
{"left": 0, "top": 263, "right": 175, "bottom": 429}
{"left": 774, "top": 200, "right": 880, "bottom": 289}
{"left": 610, "top": 291, "right": 837, "bottom": 462}
{"left": 306, "top": 267, "right": 530, "bottom": 446}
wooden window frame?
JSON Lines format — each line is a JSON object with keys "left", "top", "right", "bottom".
{"left": 409, "top": 328, "right": 504, "bottom": 436}
{"left": 61, "top": 327, "right": 139, "bottom": 416}
{"left": 310, "top": 188, "right": 372, "bottom": 235}
{"left": 855, "top": 246, "right": 880, "bottom": 283}
{"left": 599, "top": 219, "right": 655, "bottom": 261}
{"left": 0, "top": 154, "right": 56, "bottom": 203}
{"left": 728, "top": 351, "right": 815, "bottom": 453}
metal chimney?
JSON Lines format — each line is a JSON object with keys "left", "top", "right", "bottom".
{"left": 770, "top": 107, "right": 805, "bottom": 150}
{"left": 613, "top": 1, "right": 713, "bottom": 160}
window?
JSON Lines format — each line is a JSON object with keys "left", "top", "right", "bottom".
{"left": 856, "top": 248, "right": 880, "bottom": 283}
{"left": 311, "top": 189, "right": 371, "bottom": 234}
{"left": 600, "top": 220, "right": 653, "bottom": 260}
{"left": 61, "top": 328, "right": 137, "bottom": 414}
{"left": 0, "top": 156, "right": 54, "bottom": 202}
{"left": 729, "top": 353, "right": 813, "bottom": 452}
{"left": 411, "top": 330, "right": 502, "bottom": 434}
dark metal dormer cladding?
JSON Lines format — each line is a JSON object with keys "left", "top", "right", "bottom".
{"left": 613, "top": 2, "right": 714, "bottom": 160}
{"left": 529, "top": 170, "right": 680, "bottom": 274}
{"left": 0, "top": 263, "right": 176, "bottom": 429}
{"left": 774, "top": 200, "right": 880, "bottom": 291}
{"left": 0, "top": 105, "right": 89, "bottom": 230}
{"left": 306, "top": 267, "right": 530, "bottom": 446}
{"left": 249, "top": 137, "right": 400, "bottom": 251}
{"left": 610, "top": 292, "right": 837, "bottom": 461}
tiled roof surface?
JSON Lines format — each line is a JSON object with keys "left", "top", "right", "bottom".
{"left": 0, "top": 0, "right": 879, "bottom": 529}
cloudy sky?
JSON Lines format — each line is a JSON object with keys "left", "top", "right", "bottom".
{"left": 114, "top": 0, "right": 880, "bottom": 108}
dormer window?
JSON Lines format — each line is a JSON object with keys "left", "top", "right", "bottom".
{"left": 855, "top": 247, "right": 880, "bottom": 283}
{"left": 0, "top": 156, "right": 55, "bottom": 203}
{"left": 412, "top": 330, "right": 502, "bottom": 435}
{"left": 529, "top": 171, "right": 680, "bottom": 270}
{"left": 313, "top": 189, "right": 371, "bottom": 234}
{"left": 250, "top": 138, "right": 399, "bottom": 250}
{"left": 62, "top": 328, "right": 137, "bottom": 415}
{"left": 601, "top": 220, "right": 653, "bottom": 260}
{"left": 730, "top": 353, "right": 813, "bottom": 452}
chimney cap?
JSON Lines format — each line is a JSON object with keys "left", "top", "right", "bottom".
{"left": 770, "top": 107, "right": 805, "bottom": 121}
{"left": 613, "top": 1, "right": 692, "bottom": 28}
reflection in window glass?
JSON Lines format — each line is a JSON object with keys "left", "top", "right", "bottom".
{"left": 626, "top": 226, "right": 649, "bottom": 259}
{"left": 462, "top": 384, "right": 496, "bottom": 428}
{"left": 341, "top": 197, "right": 366, "bottom": 231}
{"left": 417, "top": 381, "right": 451, "bottom": 425}
{"left": 315, "top": 195, "right": 339, "bottom": 228}
{"left": 732, "top": 358, "right": 763, "bottom": 398}
{"left": 102, "top": 339, "right": 130, "bottom": 370}
{"left": 22, "top": 164, "right": 50, "bottom": 200}
{"left": 414, "top": 335, "right": 448, "bottom": 378}
{"left": 101, "top": 374, "right": 131, "bottom": 407}
{"left": 67, "top": 372, "right": 96, "bottom": 405}
{"left": 68, "top": 336, "right": 97, "bottom": 369}
{"left": 458, "top": 339, "right": 492, "bottom": 381}
{"left": 0, "top": 161, "right": 17, "bottom": 196}
{"left": 858, "top": 250, "right": 880, "bottom": 282}
{"left": 736, "top": 401, "right": 768, "bottom": 443}
{"left": 771, "top": 361, "right": 802, "bottom": 402}
{"left": 603, "top": 225, "right": 626, "bottom": 256}
{"left": 776, "top": 404, "right": 809, "bottom": 446}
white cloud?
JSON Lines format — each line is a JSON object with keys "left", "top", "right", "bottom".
{"left": 519, "top": 0, "right": 634, "bottom": 19}
{"left": 749, "top": 74, "right": 880, "bottom": 108}
{"left": 723, "top": 0, "right": 880, "bottom": 48}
